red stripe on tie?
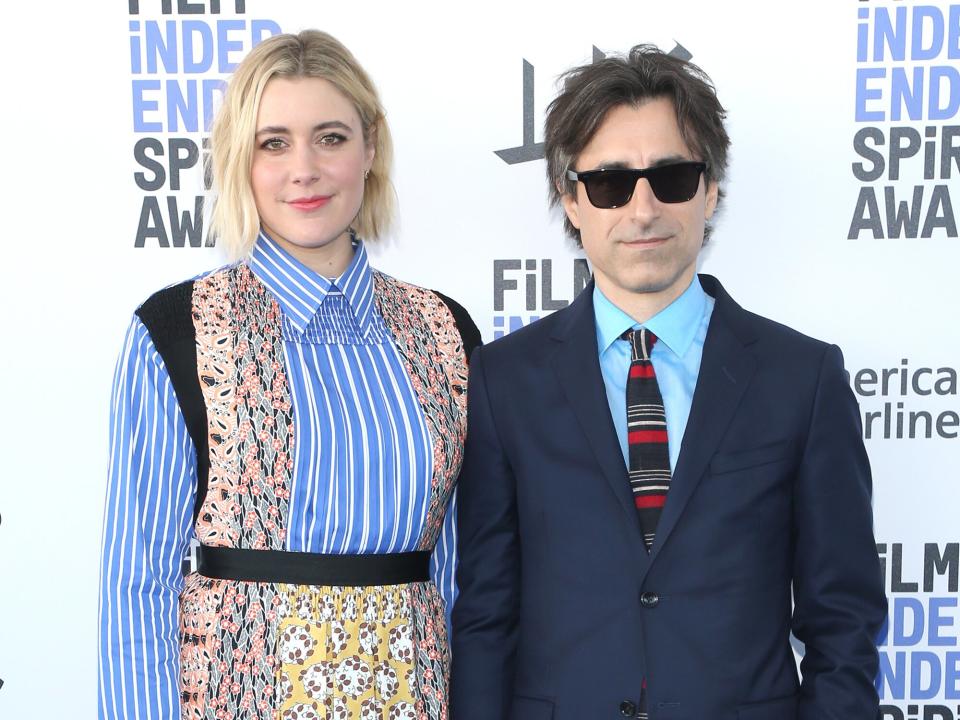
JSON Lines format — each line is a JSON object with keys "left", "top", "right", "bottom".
{"left": 635, "top": 495, "right": 666, "bottom": 509}
{"left": 629, "top": 430, "right": 668, "bottom": 444}
{"left": 629, "top": 364, "right": 656, "bottom": 378}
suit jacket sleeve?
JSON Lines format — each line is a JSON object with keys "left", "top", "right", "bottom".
{"left": 791, "top": 344, "right": 887, "bottom": 719}
{"left": 450, "top": 346, "right": 520, "bottom": 719}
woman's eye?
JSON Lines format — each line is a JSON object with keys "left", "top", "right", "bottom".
{"left": 260, "top": 138, "right": 286, "bottom": 151}
{"left": 318, "top": 133, "right": 347, "bottom": 146}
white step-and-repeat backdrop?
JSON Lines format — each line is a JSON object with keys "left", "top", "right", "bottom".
{"left": 0, "top": 1, "right": 957, "bottom": 717}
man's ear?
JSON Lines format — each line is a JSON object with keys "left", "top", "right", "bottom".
{"left": 704, "top": 179, "right": 719, "bottom": 220}
{"left": 561, "top": 185, "right": 582, "bottom": 231}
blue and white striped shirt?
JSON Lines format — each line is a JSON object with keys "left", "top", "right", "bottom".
{"left": 98, "top": 234, "right": 458, "bottom": 719}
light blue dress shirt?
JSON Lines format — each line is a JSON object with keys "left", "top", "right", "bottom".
{"left": 594, "top": 276, "right": 715, "bottom": 471}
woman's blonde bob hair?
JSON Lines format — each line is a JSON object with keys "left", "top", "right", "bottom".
{"left": 209, "top": 30, "right": 395, "bottom": 260}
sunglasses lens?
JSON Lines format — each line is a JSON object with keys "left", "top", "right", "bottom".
{"left": 583, "top": 170, "right": 637, "bottom": 209}
{"left": 646, "top": 163, "right": 703, "bottom": 203}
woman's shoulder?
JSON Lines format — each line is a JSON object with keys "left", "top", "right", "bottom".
{"left": 134, "top": 263, "right": 237, "bottom": 344}
{"left": 430, "top": 289, "right": 483, "bottom": 364}
{"left": 430, "top": 290, "right": 481, "bottom": 351}
{"left": 373, "top": 270, "right": 483, "bottom": 359}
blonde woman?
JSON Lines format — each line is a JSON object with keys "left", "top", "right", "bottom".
{"left": 99, "top": 30, "right": 478, "bottom": 720}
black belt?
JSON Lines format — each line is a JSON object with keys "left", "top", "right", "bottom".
{"left": 197, "top": 545, "right": 431, "bottom": 586}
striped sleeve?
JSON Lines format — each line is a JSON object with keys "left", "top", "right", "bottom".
{"left": 98, "top": 316, "right": 196, "bottom": 720}
{"left": 430, "top": 488, "right": 459, "bottom": 638}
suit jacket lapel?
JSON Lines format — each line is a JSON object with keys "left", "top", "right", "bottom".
{"left": 641, "top": 275, "right": 757, "bottom": 576}
{"left": 548, "top": 283, "right": 647, "bottom": 551}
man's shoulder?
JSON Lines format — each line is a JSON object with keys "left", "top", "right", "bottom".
{"left": 741, "top": 306, "right": 829, "bottom": 350}
{"left": 705, "top": 274, "right": 835, "bottom": 357}
{"left": 480, "top": 303, "right": 572, "bottom": 360}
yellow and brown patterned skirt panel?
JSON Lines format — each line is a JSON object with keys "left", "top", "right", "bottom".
{"left": 179, "top": 575, "right": 450, "bottom": 720}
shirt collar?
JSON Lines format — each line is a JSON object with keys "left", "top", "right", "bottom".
{"left": 246, "top": 231, "right": 376, "bottom": 337}
{"left": 594, "top": 275, "right": 708, "bottom": 358}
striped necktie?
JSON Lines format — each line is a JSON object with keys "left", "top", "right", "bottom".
{"left": 625, "top": 328, "right": 669, "bottom": 719}
{"left": 624, "top": 328, "right": 671, "bottom": 552}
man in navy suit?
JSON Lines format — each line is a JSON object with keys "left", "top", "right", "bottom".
{"left": 451, "top": 46, "right": 886, "bottom": 719}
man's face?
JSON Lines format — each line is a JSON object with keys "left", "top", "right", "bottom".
{"left": 562, "top": 97, "right": 718, "bottom": 314}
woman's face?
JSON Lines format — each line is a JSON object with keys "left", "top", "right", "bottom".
{"left": 250, "top": 76, "right": 373, "bottom": 262}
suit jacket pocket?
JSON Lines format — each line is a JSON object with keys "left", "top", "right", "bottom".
{"left": 736, "top": 692, "right": 798, "bottom": 720}
{"left": 509, "top": 694, "right": 554, "bottom": 720}
{"left": 709, "top": 438, "right": 794, "bottom": 475}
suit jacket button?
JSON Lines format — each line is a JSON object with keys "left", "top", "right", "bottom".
{"left": 640, "top": 591, "right": 660, "bottom": 608}
{"left": 619, "top": 700, "right": 637, "bottom": 716}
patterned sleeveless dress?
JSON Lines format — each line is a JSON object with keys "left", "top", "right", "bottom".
{"left": 100, "top": 238, "right": 478, "bottom": 720}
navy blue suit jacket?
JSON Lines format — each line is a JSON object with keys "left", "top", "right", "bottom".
{"left": 451, "top": 275, "right": 886, "bottom": 720}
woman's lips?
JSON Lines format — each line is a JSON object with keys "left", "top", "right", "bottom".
{"left": 288, "top": 196, "right": 331, "bottom": 211}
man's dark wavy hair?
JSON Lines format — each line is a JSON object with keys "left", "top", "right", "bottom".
{"left": 544, "top": 45, "right": 730, "bottom": 246}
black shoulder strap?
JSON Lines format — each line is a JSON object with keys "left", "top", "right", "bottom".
{"left": 433, "top": 291, "right": 483, "bottom": 363}
{"left": 135, "top": 281, "right": 209, "bottom": 523}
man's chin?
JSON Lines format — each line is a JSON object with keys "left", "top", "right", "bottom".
{"left": 621, "top": 269, "right": 693, "bottom": 299}
{"left": 622, "top": 268, "right": 672, "bottom": 292}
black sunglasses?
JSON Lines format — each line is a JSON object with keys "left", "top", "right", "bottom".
{"left": 566, "top": 161, "right": 706, "bottom": 208}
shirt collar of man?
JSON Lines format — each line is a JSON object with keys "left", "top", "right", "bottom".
{"left": 594, "top": 275, "right": 707, "bottom": 359}
{"left": 246, "top": 231, "right": 376, "bottom": 338}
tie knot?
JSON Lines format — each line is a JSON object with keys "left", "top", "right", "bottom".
{"left": 623, "top": 328, "right": 658, "bottom": 361}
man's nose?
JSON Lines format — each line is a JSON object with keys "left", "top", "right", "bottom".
{"left": 627, "top": 176, "right": 661, "bottom": 220}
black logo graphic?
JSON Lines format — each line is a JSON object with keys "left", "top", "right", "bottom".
{"left": 495, "top": 43, "right": 693, "bottom": 165}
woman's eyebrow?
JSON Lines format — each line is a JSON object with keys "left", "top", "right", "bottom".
{"left": 255, "top": 120, "right": 354, "bottom": 136}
